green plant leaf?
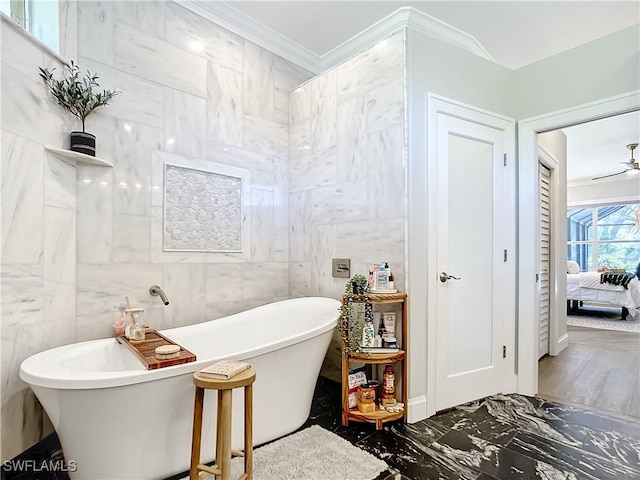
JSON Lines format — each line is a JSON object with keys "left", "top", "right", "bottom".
{"left": 38, "top": 62, "right": 121, "bottom": 132}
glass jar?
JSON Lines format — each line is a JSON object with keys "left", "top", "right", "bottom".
{"left": 129, "top": 310, "right": 145, "bottom": 341}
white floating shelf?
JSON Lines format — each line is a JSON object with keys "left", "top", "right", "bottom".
{"left": 45, "top": 147, "right": 113, "bottom": 167}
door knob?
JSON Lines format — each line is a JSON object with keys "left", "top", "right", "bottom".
{"left": 439, "top": 272, "right": 461, "bottom": 283}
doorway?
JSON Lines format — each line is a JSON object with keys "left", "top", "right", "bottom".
{"left": 517, "top": 90, "right": 640, "bottom": 396}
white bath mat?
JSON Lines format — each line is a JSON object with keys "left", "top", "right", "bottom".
{"left": 186, "top": 424, "right": 388, "bottom": 480}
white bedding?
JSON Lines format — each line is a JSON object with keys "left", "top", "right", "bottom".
{"left": 567, "top": 273, "right": 640, "bottom": 318}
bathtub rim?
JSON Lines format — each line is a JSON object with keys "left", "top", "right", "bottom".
{"left": 19, "top": 297, "right": 340, "bottom": 390}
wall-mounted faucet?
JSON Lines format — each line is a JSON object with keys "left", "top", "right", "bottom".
{"left": 149, "top": 285, "right": 170, "bottom": 305}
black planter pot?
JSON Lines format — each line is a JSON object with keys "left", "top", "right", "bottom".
{"left": 70, "top": 131, "right": 96, "bottom": 156}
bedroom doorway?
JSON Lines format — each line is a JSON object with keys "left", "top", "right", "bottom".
{"left": 517, "top": 91, "right": 639, "bottom": 397}
{"left": 531, "top": 108, "right": 640, "bottom": 418}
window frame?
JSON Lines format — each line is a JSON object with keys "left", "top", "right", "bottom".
{"left": 567, "top": 201, "right": 640, "bottom": 272}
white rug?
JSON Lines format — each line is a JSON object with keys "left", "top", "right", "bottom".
{"left": 567, "top": 311, "right": 640, "bottom": 333}
{"left": 186, "top": 425, "right": 388, "bottom": 480}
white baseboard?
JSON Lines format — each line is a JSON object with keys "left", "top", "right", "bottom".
{"left": 407, "top": 395, "right": 427, "bottom": 423}
{"left": 556, "top": 333, "right": 569, "bottom": 353}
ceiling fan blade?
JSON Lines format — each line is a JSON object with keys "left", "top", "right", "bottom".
{"left": 619, "top": 161, "right": 634, "bottom": 170}
{"left": 592, "top": 171, "right": 626, "bottom": 180}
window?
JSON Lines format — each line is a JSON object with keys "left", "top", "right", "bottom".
{"left": 1, "top": 0, "right": 59, "bottom": 52}
{"left": 567, "top": 203, "right": 640, "bottom": 272}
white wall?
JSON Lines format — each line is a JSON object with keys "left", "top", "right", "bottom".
{"left": 568, "top": 178, "right": 640, "bottom": 205}
{"left": 514, "top": 24, "right": 640, "bottom": 119}
{"left": 0, "top": 2, "right": 312, "bottom": 460}
{"left": 288, "top": 31, "right": 406, "bottom": 381}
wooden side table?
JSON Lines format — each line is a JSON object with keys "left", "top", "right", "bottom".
{"left": 190, "top": 367, "right": 256, "bottom": 480}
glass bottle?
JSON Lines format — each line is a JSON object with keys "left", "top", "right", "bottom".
{"left": 382, "top": 364, "right": 396, "bottom": 406}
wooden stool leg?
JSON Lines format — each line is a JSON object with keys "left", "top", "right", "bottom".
{"left": 214, "top": 390, "right": 223, "bottom": 474}
{"left": 190, "top": 387, "right": 204, "bottom": 480}
{"left": 244, "top": 383, "right": 253, "bottom": 480}
{"left": 219, "top": 390, "right": 233, "bottom": 480}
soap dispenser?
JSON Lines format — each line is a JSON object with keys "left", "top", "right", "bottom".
{"left": 127, "top": 308, "right": 145, "bottom": 341}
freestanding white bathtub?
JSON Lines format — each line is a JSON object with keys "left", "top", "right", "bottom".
{"left": 20, "top": 297, "right": 340, "bottom": 479}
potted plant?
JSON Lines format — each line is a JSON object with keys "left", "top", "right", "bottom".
{"left": 339, "top": 275, "right": 373, "bottom": 355}
{"left": 348, "top": 274, "right": 369, "bottom": 295}
{"left": 39, "top": 61, "right": 120, "bottom": 156}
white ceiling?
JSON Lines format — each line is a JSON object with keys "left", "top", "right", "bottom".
{"left": 563, "top": 111, "right": 640, "bottom": 185}
{"left": 224, "top": 1, "right": 639, "bottom": 70}
{"left": 214, "top": 0, "right": 640, "bottom": 184}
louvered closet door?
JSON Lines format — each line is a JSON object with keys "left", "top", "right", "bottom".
{"left": 538, "top": 163, "right": 551, "bottom": 358}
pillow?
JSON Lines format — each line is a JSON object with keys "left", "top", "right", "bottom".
{"left": 567, "top": 260, "right": 580, "bottom": 274}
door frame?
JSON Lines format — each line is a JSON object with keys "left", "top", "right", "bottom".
{"left": 426, "top": 93, "right": 516, "bottom": 416}
{"left": 517, "top": 90, "right": 640, "bottom": 395}
{"left": 537, "top": 146, "right": 568, "bottom": 357}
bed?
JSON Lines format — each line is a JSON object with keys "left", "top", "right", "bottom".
{"left": 567, "top": 272, "right": 640, "bottom": 320}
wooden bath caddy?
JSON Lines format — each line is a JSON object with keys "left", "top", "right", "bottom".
{"left": 116, "top": 328, "right": 196, "bottom": 370}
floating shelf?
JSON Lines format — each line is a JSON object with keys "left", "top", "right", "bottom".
{"left": 45, "top": 147, "right": 113, "bottom": 167}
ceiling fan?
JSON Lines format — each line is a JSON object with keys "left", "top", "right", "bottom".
{"left": 592, "top": 143, "right": 640, "bottom": 180}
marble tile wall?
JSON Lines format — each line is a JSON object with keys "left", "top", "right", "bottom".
{"left": 1, "top": 17, "right": 77, "bottom": 459}
{"left": 0, "top": 2, "right": 312, "bottom": 460}
{"left": 287, "top": 31, "right": 407, "bottom": 378}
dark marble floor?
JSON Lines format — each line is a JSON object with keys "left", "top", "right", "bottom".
{"left": 5, "top": 377, "right": 640, "bottom": 480}
{"left": 303, "top": 378, "right": 640, "bottom": 480}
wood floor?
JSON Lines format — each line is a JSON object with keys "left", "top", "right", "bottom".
{"left": 538, "top": 325, "right": 640, "bottom": 419}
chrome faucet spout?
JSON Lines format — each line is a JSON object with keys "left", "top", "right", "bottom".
{"left": 149, "top": 285, "right": 170, "bottom": 305}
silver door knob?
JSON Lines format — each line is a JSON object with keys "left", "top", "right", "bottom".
{"left": 439, "top": 272, "right": 461, "bottom": 282}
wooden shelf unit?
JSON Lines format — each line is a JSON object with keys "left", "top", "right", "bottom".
{"left": 341, "top": 292, "right": 408, "bottom": 430}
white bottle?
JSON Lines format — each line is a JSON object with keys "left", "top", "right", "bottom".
{"left": 362, "top": 318, "right": 375, "bottom": 348}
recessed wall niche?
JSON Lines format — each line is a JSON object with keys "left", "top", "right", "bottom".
{"left": 151, "top": 151, "right": 251, "bottom": 262}
{"left": 164, "top": 164, "right": 241, "bottom": 251}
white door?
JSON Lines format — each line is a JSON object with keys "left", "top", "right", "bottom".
{"left": 538, "top": 162, "right": 551, "bottom": 358}
{"left": 434, "top": 107, "right": 514, "bottom": 411}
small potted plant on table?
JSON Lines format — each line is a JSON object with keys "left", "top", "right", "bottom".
{"left": 39, "top": 61, "right": 120, "bottom": 156}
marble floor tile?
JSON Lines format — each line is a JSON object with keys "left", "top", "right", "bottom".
{"left": 357, "top": 429, "right": 479, "bottom": 480}
{"left": 538, "top": 399, "right": 640, "bottom": 440}
{"left": 507, "top": 430, "right": 640, "bottom": 480}
{"left": 580, "top": 428, "right": 640, "bottom": 470}
{"left": 451, "top": 404, "right": 520, "bottom": 446}
{"left": 432, "top": 429, "right": 575, "bottom": 480}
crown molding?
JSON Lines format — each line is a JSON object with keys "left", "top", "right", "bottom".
{"left": 321, "top": 7, "right": 495, "bottom": 70}
{"left": 180, "top": 0, "right": 322, "bottom": 73}
{"left": 178, "top": 2, "right": 495, "bottom": 75}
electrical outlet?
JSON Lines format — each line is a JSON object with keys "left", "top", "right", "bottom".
{"left": 332, "top": 258, "right": 351, "bottom": 278}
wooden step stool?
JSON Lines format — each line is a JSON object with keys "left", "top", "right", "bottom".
{"left": 190, "top": 367, "right": 256, "bottom": 480}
